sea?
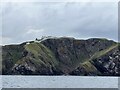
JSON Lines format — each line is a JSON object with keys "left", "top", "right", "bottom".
{"left": 0, "top": 76, "right": 118, "bottom": 89}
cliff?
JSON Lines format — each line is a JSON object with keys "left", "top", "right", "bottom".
{"left": 2, "top": 37, "right": 120, "bottom": 76}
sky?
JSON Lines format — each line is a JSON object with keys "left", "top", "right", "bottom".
{"left": 1, "top": 1, "right": 118, "bottom": 45}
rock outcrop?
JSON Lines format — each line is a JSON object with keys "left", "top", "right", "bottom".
{"left": 2, "top": 37, "right": 120, "bottom": 76}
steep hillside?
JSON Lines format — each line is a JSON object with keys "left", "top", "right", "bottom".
{"left": 70, "top": 44, "right": 120, "bottom": 76}
{"left": 2, "top": 37, "right": 119, "bottom": 76}
{"left": 2, "top": 42, "right": 61, "bottom": 75}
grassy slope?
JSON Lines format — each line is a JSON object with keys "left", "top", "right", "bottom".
{"left": 2, "top": 45, "right": 24, "bottom": 73}
{"left": 24, "top": 42, "right": 59, "bottom": 68}
{"left": 2, "top": 39, "right": 119, "bottom": 75}
{"left": 90, "top": 44, "right": 118, "bottom": 60}
{"left": 2, "top": 42, "right": 59, "bottom": 74}
{"left": 81, "top": 43, "right": 118, "bottom": 73}
{"left": 13, "top": 41, "right": 118, "bottom": 74}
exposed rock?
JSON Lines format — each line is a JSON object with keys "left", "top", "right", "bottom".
{"left": 2, "top": 37, "right": 120, "bottom": 76}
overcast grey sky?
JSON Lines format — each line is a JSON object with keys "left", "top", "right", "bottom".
{"left": 1, "top": 2, "right": 118, "bottom": 45}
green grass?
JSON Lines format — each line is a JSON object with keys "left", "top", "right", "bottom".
{"left": 82, "top": 61, "right": 98, "bottom": 72}
{"left": 76, "top": 43, "right": 118, "bottom": 74}
{"left": 24, "top": 42, "right": 59, "bottom": 67}
{"left": 90, "top": 44, "right": 118, "bottom": 60}
{"left": 2, "top": 46, "right": 24, "bottom": 64}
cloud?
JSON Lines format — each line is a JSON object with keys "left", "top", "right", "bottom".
{"left": 26, "top": 29, "right": 44, "bottom": 34}
{"left": 1, "top": 2, "right": 118, "bottom": 45}
{"left": 1, "top": 0, "right": 118, "bottom": 3}
{"left": 1, "top": 37, "right": 13, "bottom": 45}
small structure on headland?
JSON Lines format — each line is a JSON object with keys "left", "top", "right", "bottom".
{"left": 35, "top": 36, "right": 75, "bottom": 43}
{"left": 35, "top": 36, "right": 56, "bottom": 43}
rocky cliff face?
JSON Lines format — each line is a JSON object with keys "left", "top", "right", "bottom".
{"left": 2, "top": 37, "right": 120, "bottom": 76}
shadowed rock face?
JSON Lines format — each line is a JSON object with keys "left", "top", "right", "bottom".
{"left": 70, "top": 46, "right": 120, "bottom": 76}
{"left": 2, "top": 37, "right": 120, "bottom": 76}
